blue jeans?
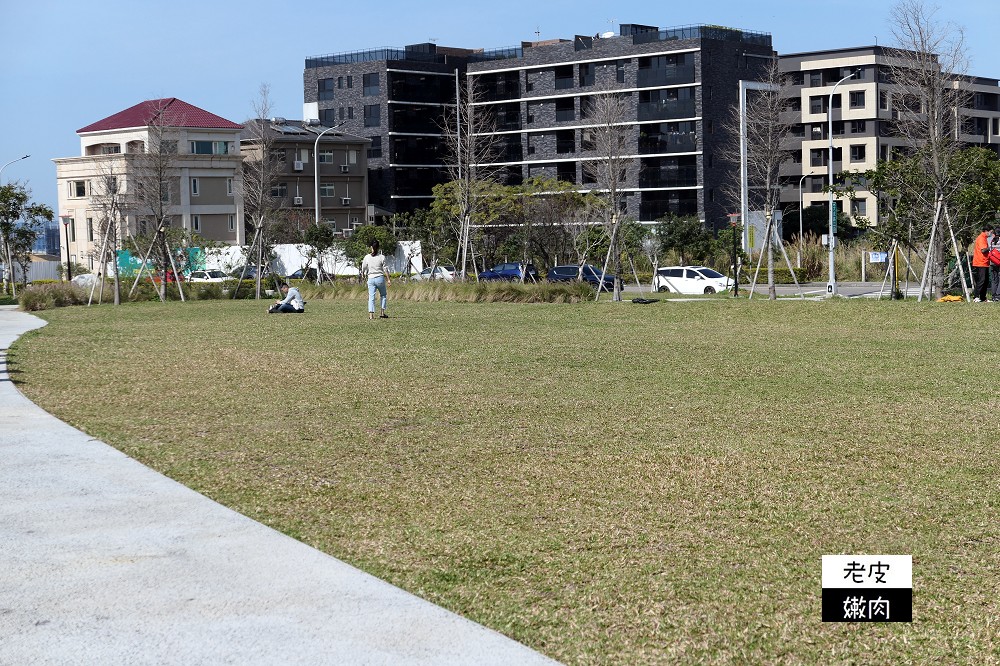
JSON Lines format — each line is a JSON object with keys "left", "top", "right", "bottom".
{"left": 367, "top": 276, "right": 387, "bottom": 313}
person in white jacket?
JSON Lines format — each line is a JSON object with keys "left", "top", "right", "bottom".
{"left": 268, "top": 283, "right": 305, "bottom": 313}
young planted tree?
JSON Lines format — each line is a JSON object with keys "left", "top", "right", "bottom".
{"left": 127, "top": 100, "right": 183, "bottom": 301}
{"left": 582, "top": 92, "right": 637, "bottom": 301}
{"left": 391, "top": 208, "right": 457, "bottom": 278}
{"left": 88, "top": 164, "right": 128, "bottom": 304}
{"left": 0, "top": 183, "right": 53, "bottom": 298}
{"left": 657, "top": 214, "right": 714, "bottom": 265}
{"left": 439, "top": 75, "right": 506, "bottom": 279}
{"left": 518, "top": 176, "right": 591, "bottom": 278}
{"left": 240, "top": 85, "right": 283, "bottom": 298}
{"left": 721, "top": 56, "right": 794, "bottom": 300}
{"left": 883, "top": 0, "right": 972, "bottom": 297}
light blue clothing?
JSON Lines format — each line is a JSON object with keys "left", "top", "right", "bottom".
{"left": 367, "top": 276, "right": 387, "bottom": 313}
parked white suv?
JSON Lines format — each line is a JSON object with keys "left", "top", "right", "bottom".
{"left": 653, "top": 266, "right": 732, "bottom": 294}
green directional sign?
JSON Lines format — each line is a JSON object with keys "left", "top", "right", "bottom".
{"left": 832, "top": 201, "right": 839, "bottom": 234}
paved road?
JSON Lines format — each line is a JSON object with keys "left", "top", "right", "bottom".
{"left": 619, "top": 281, "right": 924, "bottom": 299}
{"left": 0, "top": 306, "right": 558, "bottom": 665}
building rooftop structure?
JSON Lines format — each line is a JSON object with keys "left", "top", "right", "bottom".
{"left": 78, "top": 98, "right": 242, "bottom": 134}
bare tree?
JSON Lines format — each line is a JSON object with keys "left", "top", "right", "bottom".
{"left": 88, "top": 164, "right": 127, "bottom": 304}
{"left": 127, "top": 99, "right": 183, "bottom": 301}
{"left": 721, "top": 57, "right": 794, "bottom": 300}
{"left": 239, "top": 84, "right": 282, "bottom": 297}
{"left": 582, "top": 92, "right": 637, "bottom": 301}
{"left": 885, "top": 0, "right": 972, "bottom": 298}
{"left": 440, "top": 74, "right": 506, "bottom": 279}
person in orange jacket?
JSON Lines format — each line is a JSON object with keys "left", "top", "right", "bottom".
{"left": 972, "top": 223, "right": 992, "bottom": 302}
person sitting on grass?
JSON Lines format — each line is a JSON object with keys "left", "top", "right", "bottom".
{"left": 268, "top": 283, "right": 305, "bottom": 313}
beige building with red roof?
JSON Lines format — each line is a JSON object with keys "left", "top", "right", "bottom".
{"left": 53, "top": 98, "right": 245, "bottom": 271}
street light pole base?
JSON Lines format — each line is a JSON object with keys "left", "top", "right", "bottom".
{"left": 827, "top": 283, "right": 837, "bottom": 296}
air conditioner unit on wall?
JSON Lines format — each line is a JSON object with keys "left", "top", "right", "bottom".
{"left": 340, "top": 165, "right": 350, "bottom": 173}
{"left": 293, "top": 196, "right": 303, "bottom": 206}
{"left": 293, "top": 160, "right": 304, "bottom": 171}
{"left": 342, "top": 228, "right": 353, "bottom": 238}
{"left": 341, "top": 197, "right": 351, "bottom": 206}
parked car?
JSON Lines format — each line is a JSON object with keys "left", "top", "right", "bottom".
{"left": 187, "top": 269, "right": 228, "bottom": 283}
{"left": 653, "top": 266, "right": 732, "bottom": 294}
{"left": 230, "top": 265, "right": 264, "bottom": 279}
{"left": 479, "top": 262, "right": 539, "bottom": 282}
{"left": 288, "top": 268, "right": 318, "bottom": 280}
{"left": 411, "top": 265, "right": 456, "bottom": 281}
{"left": 546, "top": 264, "right": 616, "bottom": 292}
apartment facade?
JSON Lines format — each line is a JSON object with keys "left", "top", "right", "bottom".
{"left": 778, "top": 47, "right": 1000, "bottom": 226}
{"left": 240, "top": 119, "right": 369, "bottom": 237}
{"left": 303, "top": 43, "right": 478, "bottom": 215}
{"left": 466, "top": 24, "right": 773, "bottom": 228}
{"left": 53, "top": 98, "right": 244, "bottom": 269}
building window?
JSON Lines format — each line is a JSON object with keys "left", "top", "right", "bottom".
{"left": 810, "top": 149, "right": 827, "bottom": 167}
{"left": 298, "top": 149, "right": 309, "bottom": 163}
{"left": 880, "top": 91, "right": 888, "bottom": 110}
{"left": 348, "top": 150, "right": 357, "bottom": 164}
{"left": 849, "top": 90, "right": 865, "bottom": 108}
{"left": 346, "top": 75, "right": 353, "bottom": 88}
{"left": 227, "top": 178, "right": 233, "bottom": 195}
{"left": 348, "top": 107, "right": 354, "bottom": 119}
{"left": 367, "top": 136, "right": 382, "bottom": 159}
{"left": 228, "top": 214, "right": 236, "bottom": 232}
{"left": 616, "top": 59, "right": 627, "bottom": 84}
{"left": 271, "top": 182, "right": 287, "bottom": 198}
{"left": 850, "top": 144, "right": 866, "bottom": 162}
{"left": 190, "top": 178, "right": 199, "bottom": 196}
{"left": 192, "top": 215, "right": 201, "bottom": 233}
{"left": 809, "top": 96, "right": 826, "bottom": 114}
{"left": 319, "top": 150, "right": 335, "bottom": 163}
{"left": 339, "top": 107, "right": 345, "bottom": 120}
{"left": 579, "top": 63, "right": 595, "bottom": 87}
{"left": 318, "top": 78, "right": 335, "bottom": 101}
{"left": 270, "top": 148, "right": 286, "bottom": 163}
{"left": 100, "top": 144, "right": 121, "bottom": 154}
{"left": 810, "top": 72, "right": 821, "bottom": 86}
{"left": 320, "top": 108, "right": 337, "bottom": 126}
{"left": 363, "top": 72, "right": 379, "bottom": 96}
{"left": 69, "top": 180, "right": 87, "bottom": 197}
{"left": 69, "top": 219, "right": 76, "bottom": 242}
{"left": 554, "top": 65, "right": 573, "bottom": 90}
{"left": 364, "top": 104, "right": 380, "bottom": 127}
{"left": 337, "top": 76, "right": 344, "bottom": 89}
{"left": 852, "top": 198, "right": 868, "bottom": 216}
{"left": 86, "top": 218, "right": 94, "bottom": 242}
{"left": 190, "top": 141, "right": 230, "bottom": 155}
{"left": 319, "top": 183, "right": 335, "bottom": 198}
{"left": 851, "top": 120, "right": 867, "bottom": 133}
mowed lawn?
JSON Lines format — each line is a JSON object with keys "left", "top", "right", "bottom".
{"left": 10, "top": 298, "right": 999, "bottom": 665}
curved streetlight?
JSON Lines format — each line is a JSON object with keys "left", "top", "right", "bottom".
{"left": 827, "top": 70, "right": 860, "bottom": 296}
{"left": 60, "top": 216, "right": 74, "bottom": 282}
{"left": 0, "top": 154, "right": 30, "bottom": 183}
{"left": 313, "top": 121, "right": 347, "bottom": 228}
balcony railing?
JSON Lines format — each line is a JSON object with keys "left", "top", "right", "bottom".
{"left": 636, "top": 65, "right": 696, "bottom": 88}
{"left": 638, "top": 134, "right": 697, "bottom": 154}
{"left": 637, "top": 99, "right": 696, "bottom": 121}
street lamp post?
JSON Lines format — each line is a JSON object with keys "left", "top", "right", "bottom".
{"left": 797, "top": 172, "right": 808, "bottom": 269}
{"left": 827, "top": 70, "right": 858, "bottom": 296}
{"left": 0, "top": 154, "right": 30, "bottom": 183}
{"left": 60, "top": 216, "right": 73, "bottom": 282}
{"left": 313, "top": 121, "right": 347, "bottom": 229}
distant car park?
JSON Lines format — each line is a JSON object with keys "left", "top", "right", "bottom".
{"left": 653, "top": 266, "right": 731, "bottom": 294}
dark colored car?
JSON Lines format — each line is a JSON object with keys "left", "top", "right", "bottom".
{"left": 547, "top": 264, "right": 616, "bottom": 292}
{"left": 479, "top": 262, "right": 540, "bottom": 282}
{"left": 288, "top": 268, "right": 318, "bottom": 280}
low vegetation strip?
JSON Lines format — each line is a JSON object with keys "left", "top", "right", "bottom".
{"left": 9, "top": 299, "right": 998, "bottom": 664}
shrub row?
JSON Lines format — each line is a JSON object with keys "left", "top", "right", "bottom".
{"left": 297, "top": 279, "right": 595, "bottom": 304}
{"left": 18, "top": 284, "right": 88, "bottom": 311}
{"left": 739, "top": 266, "right": 808, "bottom": 284}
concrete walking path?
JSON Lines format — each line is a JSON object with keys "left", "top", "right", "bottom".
{"left": 0, "top": 306, "right": 558, "bottom": 665}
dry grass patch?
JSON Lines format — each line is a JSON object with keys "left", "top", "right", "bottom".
{"left": 8, "top": 298, "right": 999, "bottom": 665}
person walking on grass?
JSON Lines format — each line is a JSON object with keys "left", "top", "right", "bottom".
{"left": 972, "top": 223, "right": 992, "bottom": 302}
{"left": 361, "top": 240, "right": 390, "bottom": 320}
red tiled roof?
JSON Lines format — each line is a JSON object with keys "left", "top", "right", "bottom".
{"left": 77, "top": 98, "right": 242, "bottom": 133}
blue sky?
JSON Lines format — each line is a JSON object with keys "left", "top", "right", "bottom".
{"left": 2, "top": 0, "right": 997, "bottom": 215}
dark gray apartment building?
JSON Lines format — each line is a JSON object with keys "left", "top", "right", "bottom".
{"left": 303, "top": 43, "right": 480, "bottom": 215}
{"left": 303, "top": 24, "right": 773, "bottom": 228}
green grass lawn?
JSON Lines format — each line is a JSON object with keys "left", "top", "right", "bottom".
{"left": 9, "top": 298, "right": 999, "bottom": 665}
